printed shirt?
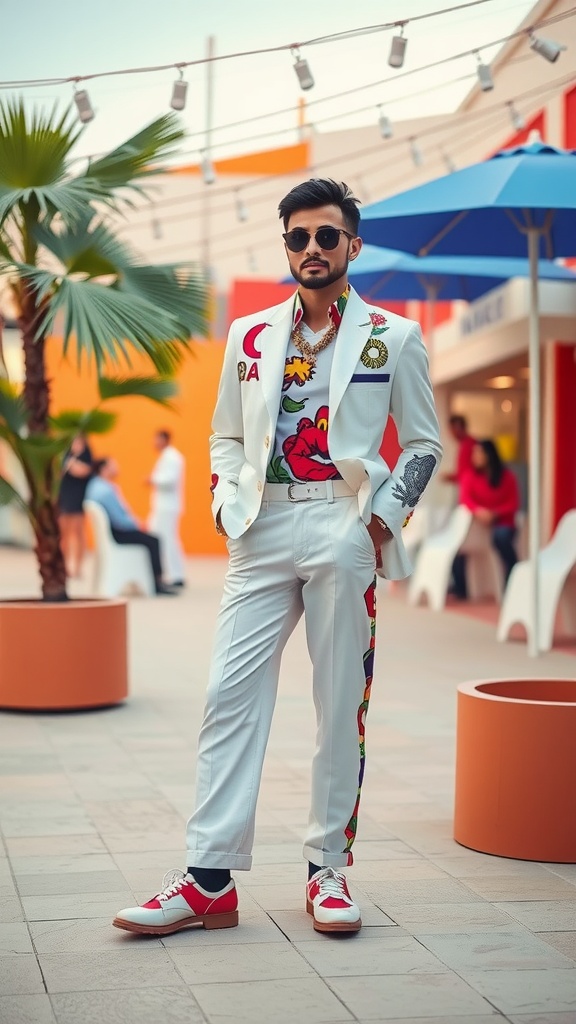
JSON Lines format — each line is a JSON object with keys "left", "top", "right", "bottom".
{"left": 266, "top": 287, "right": 349, "bottom": 483}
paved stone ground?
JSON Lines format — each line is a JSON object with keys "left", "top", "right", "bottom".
{"left": 1, "top": 546, "right": 576, "bottom": 1024}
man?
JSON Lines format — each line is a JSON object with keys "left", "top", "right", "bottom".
{"left": 86, "top": 457, "right": 176, "bottom": 596}
{"left": 442, "top": 414, "right": 476, "bottom": 498}
{"left": 146, "top": 430, "right": 186, "bottom": 587}
{"left": 114, "top": 178, "right": 441, "bottom": 937}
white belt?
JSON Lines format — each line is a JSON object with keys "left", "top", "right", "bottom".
{"left": 262, "top": 480, "right": 357, "bottom": 503}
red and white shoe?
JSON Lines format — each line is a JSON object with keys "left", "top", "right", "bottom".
{"left": 306, "top": 867, "right": 361, "bottom": 933}
{"left": 113, "top": 870, "right": 239, "bottom": 935}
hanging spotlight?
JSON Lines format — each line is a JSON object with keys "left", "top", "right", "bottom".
{"left": 378, "top": 106, "right": 393, "bottom": 139}
{"left": 409, "top": 137, "right": 423, "bottom": 167}
{"left": 200, "top": 151, "right": 216, "bottom": 185}
{"left": 388, "top": 24, "right": 408, "bottom": 69}
{"left": 529, "top": 33, "right": 565, "bottom": 63}
{"left": 292, "top": 47, "right": 314, "bottom": 91}
{"left": 507, "top": 101, "right": 525, "bottom": 132}
{"left": 235, "top": 191, "right": 249, "bottom": 222}
{"left": 73, "top": 84, "right": 95, "bottom": 124}
{"left": 475, "top": 51, "right": 494, "bottom": 92}
{"left": 170, "top": 66, "right": 188, "bottom": 111}
{"left": 247, "top": 249, "right": 258, "bottom": 273}
{"left": 442, "top": 151, "right": 457, "bottom": 174}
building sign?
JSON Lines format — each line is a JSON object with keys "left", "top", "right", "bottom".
{"left": 460, "top": 292, "right": 505, "bottom": 337}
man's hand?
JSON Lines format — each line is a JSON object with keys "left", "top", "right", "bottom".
{"left": 474, "top": 507, "right": 493, "bottom": 525}
{"left": 215, "top": 510, "right": 228, "bottom": 538}
{"left": 367, "top": 515, "right": 393, "bottom": 550}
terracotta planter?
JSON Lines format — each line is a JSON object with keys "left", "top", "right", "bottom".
{"left": 0, "top": 599, "right": 128, "bottom": 711}
{"left": 454, "top": 678, "right": 576, "bottom": 862}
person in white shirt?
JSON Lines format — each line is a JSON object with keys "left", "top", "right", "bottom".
{"left": 146, "top": 430, "right": 186, "bottom": 587}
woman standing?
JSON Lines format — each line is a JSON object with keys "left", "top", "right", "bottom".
{"left": 452, "top": 439, "right": 520, "bottom": 599}
{"left": 58, "top": 434, "right": 93, "bottom": 579}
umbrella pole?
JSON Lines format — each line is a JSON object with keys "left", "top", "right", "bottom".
{"left": 527, "top": 228, "right": 541, "bottom": 657}
{"left": 424, "top": 282, "right": 438, "bottom": 359}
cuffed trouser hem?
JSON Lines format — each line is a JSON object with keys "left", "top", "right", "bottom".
{"left": 303, "top": 844, "right": 353, "bottom": 869}
{"left": 186, "top": 851, "right": 253, "bottom": 871}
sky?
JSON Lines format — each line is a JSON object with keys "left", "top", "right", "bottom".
{"left": 2, "top": 0, "right": 543, "bottom": 163}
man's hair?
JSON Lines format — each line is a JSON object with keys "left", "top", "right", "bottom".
{"left": 449, "top": 414, "right": 468, "bottom": 431}
{"left": 278, "top": 178, "right": 361, "bottom": 235}
{"left": 156, "top": 429, "right": 171, "bottom": 444}
{"left": 92, "top": 457, "right": 109, "bottom": 476}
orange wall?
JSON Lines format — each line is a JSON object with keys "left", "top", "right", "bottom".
{"left": 47, "top": 339, "right": 228, "bottom": 556}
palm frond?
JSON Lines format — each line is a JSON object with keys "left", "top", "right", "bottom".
{"left": 0, "top": 99, "right": 81, "bottom": 190}
{"left": 0, "top": 473, "right": 29, "bottom": 516}
{"left": 0, "top": 379, "right": 26, "bottom": 433}
{"left": 98, "top": 375, "right": 178, "bottom": 406}
{"left": 34, "top": 214, "right": 135, "bottom": 278}
{"left": 51, "top": 408, "right": 117, "bottom": 434}
{"left": 118, "top": 262, "right": 209, "bottom": 338}
{"left": 83, "top": 115, "right": 184, "bottom": 191}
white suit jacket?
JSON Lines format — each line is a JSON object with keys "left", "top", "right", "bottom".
{"left": 210, "top": 286, "right": 442, "bottom": 579}
{"left": 150, "top": 446, "right": 184, "bottom": 515}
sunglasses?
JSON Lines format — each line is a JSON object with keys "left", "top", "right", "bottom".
{"left": 283, "top": 227, "right": 355, "bottom": 253}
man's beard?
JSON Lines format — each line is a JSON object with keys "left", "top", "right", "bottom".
{"left": 290, "top": 257, "right": 349, "bottom": 290}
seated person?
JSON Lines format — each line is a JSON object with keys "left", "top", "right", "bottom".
{"left": 452, "top": 439, "right": 520, "bottom": 599}
{"left": 86, "top": 458, "right": 177, "bottom": 596}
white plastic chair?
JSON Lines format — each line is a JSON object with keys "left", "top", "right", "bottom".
{"left": 408, "top": 505, "right": 473, "bottom": 611}
{"left": 497, "top": 509, "right": 576, "bottom": 652}
{"left": 85, "top": 500, "right": 155, "bottom": 598}
{"left": 408, "top": 505, "right": 504, "bottom": 611}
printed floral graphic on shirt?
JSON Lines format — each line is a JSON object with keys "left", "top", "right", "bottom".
{"left": 282, "top": 405, "right": 340, "bottom": 482}
{"left": 266, "top": 288, "right": 350, "bottom": 483}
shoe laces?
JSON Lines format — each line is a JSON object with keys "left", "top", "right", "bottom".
{"left": 156, "top": 869, "right": 189, "bottom": 901}
{"left": 314, "top": 867, "right": 349, "bottom": 899}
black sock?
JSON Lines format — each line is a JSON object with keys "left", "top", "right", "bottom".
{"left": 308, "top": 861, "right": 322, "bottom": 880}
{"left": 188, "top": 867, "right": 231, "bottom": 892}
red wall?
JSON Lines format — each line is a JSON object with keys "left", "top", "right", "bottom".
{"left": 552, "top": 343, "right": 576, "bottom": 528}
{"left": 564, "top": 86, "right": 576, "bottom": 149}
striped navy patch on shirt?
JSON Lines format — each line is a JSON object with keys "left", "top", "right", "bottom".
{"left": 350, "top": 373, "right": 390, "bottom": 383}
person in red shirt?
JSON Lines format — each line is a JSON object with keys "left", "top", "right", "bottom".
{"left": 442, "top": 414, "right": 476, "bottom": 498}
{"left": 452, "top": 439, "right": 520, "bottom": 599}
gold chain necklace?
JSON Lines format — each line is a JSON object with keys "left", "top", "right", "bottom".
{"left": 291, "top": 320, "right": 338, "bottom": 367}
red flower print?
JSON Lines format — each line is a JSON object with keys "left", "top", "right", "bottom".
{"left": 364, "top": 580, "right": 376, "bottom": 618}
{"left": 370, "top": 312, "right": 387, "bottom": 327}
{"left": 283, "top": 405, "right": 339, "bottom": 481}
{"left": 210, "top": 474, "right": 219, "bottom": 493}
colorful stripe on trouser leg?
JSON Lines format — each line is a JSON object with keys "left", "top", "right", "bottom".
{"left": 343, "top": 577, "right": 377, "bottom": 865}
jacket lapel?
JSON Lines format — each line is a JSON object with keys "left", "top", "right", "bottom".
{"left": 329, "top": 287, "right": 373, "bottom": 417}
{"left": 259, "top": 294, "right": 295, "bottom": 425}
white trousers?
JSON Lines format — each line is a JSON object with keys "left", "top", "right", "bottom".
{"left": 186, "top": 495, "right": 378, "bottom": 870}
{"left": 148, "top": 508, "right": 185, "bottom": 584}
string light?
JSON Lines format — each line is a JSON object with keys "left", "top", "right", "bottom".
{"left": 247, "top": 249, "right": 258, "bottom": 272}
{"left": 409, "top": 137, "right": 423, "bottom": 167}
{"left": 200, "top": 151, "right": 216, "bottom": 185}
{"left": 442, "top": 150, "right": 457, "bottom": 173}
{"left": 388, "top": 23, "right": 408, "bottom": 69}
{"left": 151, "top": 216, "right": 163, "bottom": 240}
{"left": 235, "top": 190, "right": 249, "bottom": 222}
{"left": 170, "top": 66, "right": 188, "bottom": 111}
{"left": 507, "top": 100, "right": 525, "bottom": 131}
{"left": 475, "top": 51, "right": 494, "bottom": 91}
{"left": 292, "top": 47, "right": 314, "bottom": 91}
{"left": 378, "top": 106, "right": 393, "bottom": 139}
{"left": 73, "top": 85, "right": 94, "bottom": 124}
{"left": 529, "top": 33, "right": 565, "bottom": 62}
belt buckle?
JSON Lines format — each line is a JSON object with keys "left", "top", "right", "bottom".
{"left": 288, "top": 482, "right": 312, "bottom": 502}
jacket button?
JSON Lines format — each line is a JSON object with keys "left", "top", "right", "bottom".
{"left": 257, "top": 481, "right": 263, "bottom": 492}
{"left": 245, "top": 517, "right": 252, "bottom": 525}
{"left": 264, "top": 436, "right": 270, "bottom": 448}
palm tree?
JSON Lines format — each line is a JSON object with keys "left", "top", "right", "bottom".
{"left": 0, "top": 100, "right": 208, "bottom": 601}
